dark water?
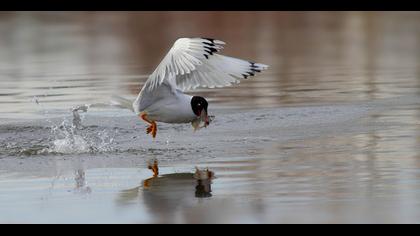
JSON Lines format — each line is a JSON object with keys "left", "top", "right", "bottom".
{"left": 1, "top": 12, "right": 420, "bottom": 223}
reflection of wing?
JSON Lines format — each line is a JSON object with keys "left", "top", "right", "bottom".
{"left": 143, "top": 37, "right": 269, "bottom": 92}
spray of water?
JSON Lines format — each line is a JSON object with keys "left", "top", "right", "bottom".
{"left": 29, "top": 98, "right": 118, "bottom": 155}
{"left": 48, "top": 113, "right": 115, "bottom": 154}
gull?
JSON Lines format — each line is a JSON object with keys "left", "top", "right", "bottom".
{"left": 132, "top": 37, "right": 268, "bottom": 138}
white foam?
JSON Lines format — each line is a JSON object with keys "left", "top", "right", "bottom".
{"left": 51, "top": 135, "right": 91, "bottom": 154}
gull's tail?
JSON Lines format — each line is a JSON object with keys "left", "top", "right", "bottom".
{"left": 71, "top": 96, "right": 134, "bottom": 129}
{"left": 110, "top": 95, "right": 135, "bottom": 112}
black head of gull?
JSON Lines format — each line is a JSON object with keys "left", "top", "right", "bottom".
{"left": 191, "top": 96, "right": 209, "bottom": 125}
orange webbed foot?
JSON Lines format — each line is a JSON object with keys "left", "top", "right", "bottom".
{"left": 146, "top": 122, "right": 157, "bottom": 138}
{"left": 140, "top": 114, "right": 158, "bottom": 139}
{"left": 148, "top": 160, "right": 159, "bottom": 177}
{"left": 146, "top": 125, "right": 153, "bottom": 134}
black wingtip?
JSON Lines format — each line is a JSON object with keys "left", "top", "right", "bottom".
{"left": 250, "top": 62, "right": 263, "bottom": 73}
{"left": 203, "top": 41, "right": 215, "bottom": 47}
{"left": 204, "top": 46, "right": 218, "bottom": 53}
{"left": 204, "top": 49, "right": 214, "bottom": 56}
{"left": 202, "top": 37, "right": 215, "bottom": 43}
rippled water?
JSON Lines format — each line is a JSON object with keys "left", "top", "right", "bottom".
{"left": 1, "top": 12, "right": 420, "bottom": 223}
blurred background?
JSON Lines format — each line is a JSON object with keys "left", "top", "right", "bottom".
{"left": 1, "top": 11, "right": 420, "bottom": 119}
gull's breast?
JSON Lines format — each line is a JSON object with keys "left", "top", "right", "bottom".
{"left": 145, "top": 93, "right": 196, "bottom": 124}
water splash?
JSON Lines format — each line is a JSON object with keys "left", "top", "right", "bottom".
{"left": 10, "top": 98, "right": 118, "bottom": 155}
{"left": 48, "top": 118, "right": 115, "bottom": 154}
{"left": 72, "top": 104, "right": 89, "bottom": 130}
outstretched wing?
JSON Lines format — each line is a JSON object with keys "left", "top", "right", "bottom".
{"left": 144, "top": 37, "right": 269, "bottom": 92}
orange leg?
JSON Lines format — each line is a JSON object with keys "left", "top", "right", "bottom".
{"left": 143, "top": 160, "right": 159, "bottom": 188}
{"left": 140, "top": 113, "right": 158, "bottom": 138}
{"left": 148, "top": 159, "right": 159, "bottom": 177}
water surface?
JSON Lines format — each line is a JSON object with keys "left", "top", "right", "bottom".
{"left": 1, "top": 12, "right": 420, "bottom": 223}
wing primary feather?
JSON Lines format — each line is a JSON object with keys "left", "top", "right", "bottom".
{"left": 142, "top": 37, "right": 267, "bottom": 93}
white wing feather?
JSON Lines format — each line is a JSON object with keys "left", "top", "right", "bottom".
{"left": 144, "top": 37, "right": 269, "bottom": 92}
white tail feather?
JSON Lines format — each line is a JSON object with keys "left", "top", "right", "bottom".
{"left": 110, "top": 95, "right": 135, "bottom": 112}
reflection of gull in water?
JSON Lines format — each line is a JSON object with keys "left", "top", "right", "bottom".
{"left": 143, "top": 167, "right": 214, "bottom": 199}
{"left": 193, "top": 167, "right": 214, "bottom": 198}
{"left": 116, "top": 165, "right": 215, "bottom": 221}
{"left": 142, "top": 161, "right": 214, "bottom": 199}
{"left": 74, "top": 169, "right": 91, "bottom": 195}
